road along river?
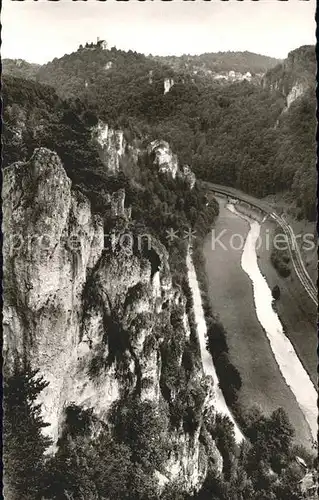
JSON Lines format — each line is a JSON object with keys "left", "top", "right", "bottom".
{"left": 228, "top": 204, "right": 317, "bottom": 442}
{"left": 186, "top": 251, "right": 245, "bottom": 444}
{"left": 203, "top": 198, "right": 316, "bottom": 447}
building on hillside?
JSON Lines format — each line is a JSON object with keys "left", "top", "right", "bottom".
{"left": 80, "top": 38, "right": 108, "bottom": 51}
{"left": 97, "top": 37, "right": 108, "bottom": 50}
{"left": 213, "top": 74, "right": 228, "bottom": 81}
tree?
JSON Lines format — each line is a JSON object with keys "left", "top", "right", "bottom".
{"left": 273, "top": 463, "right": 303, "bottom": 500}
{"left": 3, "top": 362, "right": 52, "bottom": 500}
{"left": 271, "top": 285, "right": 280, "bottom": 300}
{"left": 109, "top": 398, "right": 171, "bottom": 472}
{"left": 209, "top": 414, "right": 236, "bottom": 479}
{"left": 245, "top": 407, "right": 294, "bottom": 476}
{"left": 47, "top": 433, "right": 135, "bottom": 500}
{"left": 46, "top": 404, "right": 160, "bottom": 500}
{"left": 266, "top": 408, "right": 294, "bottom": 471}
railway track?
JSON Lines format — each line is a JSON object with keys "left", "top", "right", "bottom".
{"left": 270, "top": 212, "right": 318, "bottom": 306}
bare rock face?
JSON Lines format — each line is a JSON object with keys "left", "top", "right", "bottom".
{"left": 92, "top": 120, "right": 125, "bottom": 173}
{"left": 3, "top": 147, "right": 105, "bottom": 444}
{"left": 3, "top": 146, "right": 221, "bottom": 491}
{"left": 148, "top": 140, "right": 196, "bottom": 188}
{"left": 148, "top": 139, "right": 179, "bottom": 179}
{"left": 179, "top": 164, "right": 196, "bottom": 189}
{"left": 164, "top": 78, "right": 174, "bottom": 94}
{"left": 104, "top": 61, "right": 113, "bottom": 70}
{"left": 285, "top": 82, "right": 308, "bottom": 109}
{"left": 261, "top": 45, "right": 315, "bottom": 107}
{"left": 110, "top": 188, "right": 130, "bottom": 218}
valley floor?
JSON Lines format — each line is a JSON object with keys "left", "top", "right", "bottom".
{"left": 256, "top": 217, "right": 317, "bottom": 387}
{"left": 203, "top": 198, "right": 316, "bottom": 449}
{"left": 187, "top": 251, "right": 245, "bottom": 444}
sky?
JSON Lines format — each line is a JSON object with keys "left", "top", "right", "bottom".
{"left": 2, "top": 0, "right": 316, "bottom": 64}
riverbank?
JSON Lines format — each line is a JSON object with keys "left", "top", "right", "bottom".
{"left": 257, "top": 216, "right": 317, "bottom": 386}
{"left": 229, "top": 204, "right": 317, "bottom": 443}
{"left": 186, "top": 251, "right": 245, "bottom": 444}
{"left": 225, "top": 200, "right": 317, "bottom": 385}
{"left": 202, "top": 197, "right": 313, "bottom": 448}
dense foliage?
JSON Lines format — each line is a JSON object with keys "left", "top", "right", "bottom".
{"left": 5, "top": 43, "right": 314, "bottom": 219}
{"left": 2, "top": 74, "right": 218, "bottom": 247}
{"left": 2, "top": 58, "right": 40, "bottom": 80}
{"left": 4, "top": 367, "right": 315, "bottom": 500}
{"left": 153, "top": 51, "right": 280, "bottom": 77}
{"left": 270, "top": 227, "right": 291, "bottom": 278}
{"left": 3, "top": 363, "right": 52, "bottom": 500}
{"left": 47, "top": 399, "right": 173, "bottom": 500}
{"left": 196, "top": 405, "right": 318, "bottom": 500}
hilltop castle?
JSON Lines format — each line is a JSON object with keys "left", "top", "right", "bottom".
{"left": 79, "top": 37, "right": 107, "bottom": 51}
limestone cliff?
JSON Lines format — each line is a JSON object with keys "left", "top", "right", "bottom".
{"left": 92, "top": 120, "right": 125, "bottom": 174}
{"left": 3, "top": 147, "right": 221, "bottom": 492}
{"left": 3, "top": 148, "right": 105, "bottom": 446}
{"left": 164, "top": 78, "right": 174, "bottom": 94}
{"left": 148, "top": 140, "right": 196, "bottom": 188}
{"left": 180, "top": 164, "right": 196, "bottom": 190}
{"left": 261, "top": 45, "right": 315, "bottom": 109}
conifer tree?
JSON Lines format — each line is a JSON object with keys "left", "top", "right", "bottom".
{"left": 3, "top": 361, "right": 52, "bottom": 500}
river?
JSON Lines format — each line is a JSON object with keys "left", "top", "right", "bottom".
{"left": 228, "top": 203, "right": 317, "bottom": 442}
{"left": 202, "top": 197, "right": 316, "bottom": 447}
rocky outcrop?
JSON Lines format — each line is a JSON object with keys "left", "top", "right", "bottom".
{"left": 285, "top": 82, "right": 308, "bottom": 110}
{"left": 92, "top": 121, "right": 196, "bottom": 189}
{"left": 92, "top": 120, "right": 125, "bottom": 173}
{"left": 261, "top": 45, "right": 315, "bottom": 108}
{"left": 110, "top": 188, "right": 131, "bottom": 218}
{"left": 164, "top": 78, "right": 174, "bottom": 94}
{"left": 148, "top": 139, "right": 179, "bottom": 179}
{"left": 3, "top": 147, "right": 221, "bottom": 492}
{"left": 3, "top": 148, "right": 105, "bottom": 446}
{"left": 148, "top": 140, "right": 196, "bottom": 188}
{"left": 179, "top": 164, "right": 196, "bottom": 189}
{"left": 104, "top": 61, "right": 113, "bottom": 70}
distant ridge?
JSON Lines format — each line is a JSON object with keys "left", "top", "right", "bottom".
{"left": 3, "top": 47, "right": 280, "bottom": 83}
{"left": 152, "top": 51, "right": 280, "bottom": 77}
{"left": 2, "top": 43, "right": 316, "bottom": 220}
{"left": 2, "top": 58, "right": 40, "bottom": 80}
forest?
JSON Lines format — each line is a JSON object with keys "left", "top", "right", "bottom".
{"left": 4, "top": 363, "right": 317, "bottom": 500}
{"left": 4, "top": 43, "right": 314, "bottom": 220}
{"left": 152, "top": 51, "right": 280, "bottom": 78}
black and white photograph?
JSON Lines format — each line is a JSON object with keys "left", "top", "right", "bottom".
{"left": 2, "top": 0, "right": 318, "bottom": 499}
